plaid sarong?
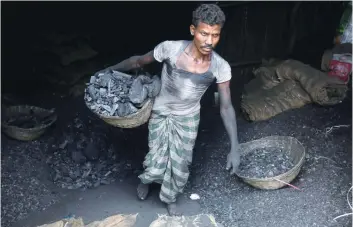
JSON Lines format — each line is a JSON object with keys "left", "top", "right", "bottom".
{"left": 138, "top": 110, "right": 200, "bottom": 204}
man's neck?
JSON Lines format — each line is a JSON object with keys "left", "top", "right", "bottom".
{"left": 188, "top": 41, "right": 212, "bottom": 62}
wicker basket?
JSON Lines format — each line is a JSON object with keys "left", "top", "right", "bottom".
{"left": 235, "top": 136, "right": 305, "bottom": 190}
{"left": 1, "top": 105, "right": 57, "bottom": 141}
{"left": 85, "top": 99, "right": 154, "bottom": 128}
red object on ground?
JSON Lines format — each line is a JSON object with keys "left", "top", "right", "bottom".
{"left": 328, "top": 54, "right": 352, "bottom": 83}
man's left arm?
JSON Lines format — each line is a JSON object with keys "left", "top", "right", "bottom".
{"left": 218, "top": 81, "right": 240, "bottom": 174}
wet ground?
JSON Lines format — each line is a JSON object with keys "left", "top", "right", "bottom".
{"left": 1, "top": 89, "right": 352, "bottom": 227}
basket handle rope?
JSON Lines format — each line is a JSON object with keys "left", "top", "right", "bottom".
{"left": 273, "top": 178, "right": 302, "bottom": 191}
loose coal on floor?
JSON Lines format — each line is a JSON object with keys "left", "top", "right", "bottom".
{"left": 237, "top": 147, "right": 295, "bottom": 178}
{"left": 46, "top": 117, "right": 137, "bottom": 191}
{"left": 84, "top": 70, "right": 161, "bottom": 117}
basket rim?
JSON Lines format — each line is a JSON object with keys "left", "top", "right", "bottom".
{"left": 85, "top": 98, "right": 153, "bottom": 120}
{"left": 234, "top": 136, "right": 306, "bottom": 182}
{"left": 2, "top": 105, "right": 58, "bottom": 131}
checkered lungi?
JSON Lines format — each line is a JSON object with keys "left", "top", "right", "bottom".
{"left": 138, "top": 110, "right": 200, "bottom": 203}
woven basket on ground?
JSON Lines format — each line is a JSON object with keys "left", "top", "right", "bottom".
{"left": 85, "top": 99, "right": 154, "bottom": 128}
{"left": 235, "top": 136, "right": 305, "bottom": 190}
{"left": 1, "top": 105, "right": 57, "bottom": 141}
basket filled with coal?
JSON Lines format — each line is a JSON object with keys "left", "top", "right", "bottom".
{"left": 84, "top": 70, "right": 161, "bottom": 128}
{"left": 1, "top": 105, "right": 57, "bottom": 141}
{"left": 235, "top": 136, "right": 306, "bottom": 190}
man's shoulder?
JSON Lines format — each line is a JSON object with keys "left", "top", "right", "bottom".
{"left": 211, "top": 51, "right": 232, "bottom": 82}
{"left": 155, "top": 40, "right": 185, "bottom": 54}
{"left": 159, "top": 40, "right": 186, "bottom": 49}
{"left": 212, "top": 51, "right": 231, "bottom": 69}
{"left": 154, "top": 40, "right": 187, "bottom": 62}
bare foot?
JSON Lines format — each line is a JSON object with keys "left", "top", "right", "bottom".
{"left": 137, "top": 182, "right": 150, "bottom": 200}
{"left": 167, "top": 203, "right": 181, "bottom": 216}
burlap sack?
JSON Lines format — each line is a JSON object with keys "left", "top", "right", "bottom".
{"left": 85, "top": 214, "right": 137, "bottom": 227}
{"left": 149, "top": 214, "right": 223, "bottom": 227}
{"left": 241, "top": 59, "right": 348, "bottom": 121}
{"left": 38, "top": 218, "right": 84, "bottom": 227}
{"left": 250, "top": 59, "right": 284, "bottom": 91}
{"left": 37, "top": 214, "right": 137, "bottom": 227}
{"left": 275, "top": 59, "right": 347, "bottom": 105}
{"left": 321, "top": 49, "right": 333, "bottom": 71}
{"left": 241, "top": 80, "right": 311, "bottom": 121}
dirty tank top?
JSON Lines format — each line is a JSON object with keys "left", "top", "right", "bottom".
{"left": 152, "top": 40, "right": 232, "bottom": 116}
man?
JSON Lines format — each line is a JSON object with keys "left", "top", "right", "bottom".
{"left": 102, "top": 4, "right": 240, "bottom": 215}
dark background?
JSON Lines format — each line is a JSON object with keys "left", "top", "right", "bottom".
{"left": 1, "top": 1, "right": 346, "bottom": 108}
{"left": 1, "top": 3, "right": 352, "bottom": 227}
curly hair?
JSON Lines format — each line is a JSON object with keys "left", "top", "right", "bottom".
{"left": 192, "top": 4, "right": 226, "bottom": 28}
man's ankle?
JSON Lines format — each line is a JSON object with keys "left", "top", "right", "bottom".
{"left": 166, "top": 202, "right": 180, "bottom": 216}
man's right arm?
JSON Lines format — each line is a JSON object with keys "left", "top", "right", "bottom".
{"left": 102, "top": 40, "right": 173, "bottom": 73}
{"left": 105, "top": 50, "right": 156, "bottom": 72}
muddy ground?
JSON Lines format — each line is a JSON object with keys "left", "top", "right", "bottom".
{"left": 1, "top": 88, "right": 352, "bottom": 227}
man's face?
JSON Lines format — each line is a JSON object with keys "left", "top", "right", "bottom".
{"left": 190, "top": 22, "right": 222, "bottom": 56}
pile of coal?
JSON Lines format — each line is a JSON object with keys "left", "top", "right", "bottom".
{"left": 48, "top": 142, "right": 133, "bottom": 190}
{"left": 237, "top": 147, "right": 295, "bottom": 178}
{"left": 84, "top": 70, "right": 161, "bottom": 117}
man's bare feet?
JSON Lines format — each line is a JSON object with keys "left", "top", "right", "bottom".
{"left": 167, "top": 203, "right": 181, "bottom": 216}
{"left": 137, "top": 182, "right": 150, "bottom": 200}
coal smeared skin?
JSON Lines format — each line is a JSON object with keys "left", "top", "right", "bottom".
{"left": 218, "top": 81, "right": 240, "bottom": 174}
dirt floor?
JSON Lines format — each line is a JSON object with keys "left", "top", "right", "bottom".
{"left": 1, "top": 88, "right": 352, "bottom": 227}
